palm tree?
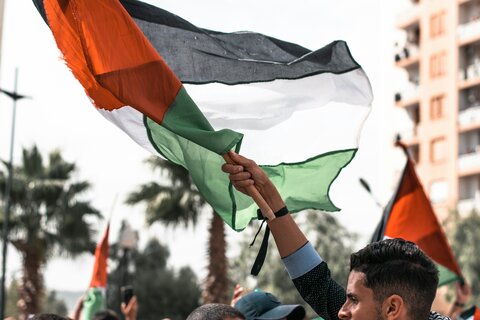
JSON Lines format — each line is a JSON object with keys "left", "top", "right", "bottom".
{"left": 0, "top": 145, "right": 100, "bottom": 319}
{"left": 126, "top": 157, "right": 229, "bottom": 304}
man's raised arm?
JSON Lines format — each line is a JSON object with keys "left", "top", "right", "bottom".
{"left": 222, "top": 151, "right": 346, "bottom": 320}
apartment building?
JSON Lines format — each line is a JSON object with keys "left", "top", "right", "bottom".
{"left": 395, "top": 0, "right": 480, "bottom": 220}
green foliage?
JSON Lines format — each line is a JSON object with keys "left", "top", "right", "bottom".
{"left": 304, "top": 211, "right": 357, "bottom": 286}
{"left": 446, "top": 210, "right": 480, "bottom": 306}
{"left": 0, "top": 145, "right": 101, "bottom": 316}
{"left": 0, "top": 145, "right": 101, "bottom": 258}
{"left": 43, "top": 291, "right": 68, "bottom": 316}
{"left": 126, "top": 157, "right": 205, "bottom": 227}
{"left": 5, "top": 279, "right": 20, "bottom": 318}
{"left": 126, "top": 156, "right": 230, "bottom": 304}
{"left": 230, "top": 210, "right": 356, "bottom": 318}
{"left": 4, "top": 279, "right": 67, "bottom": 317}
{"left": 107, "top": 227, "right": 201, "bottom": 320}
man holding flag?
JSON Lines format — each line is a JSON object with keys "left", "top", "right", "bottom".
{"left": 222, "top": 150, "right": 453, "bottom": 320}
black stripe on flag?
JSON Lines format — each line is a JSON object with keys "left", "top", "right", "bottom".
{"left": 32, "top": 0, "right": 363, "bottom": 85}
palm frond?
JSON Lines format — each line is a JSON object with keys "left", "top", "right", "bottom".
{"left": 21, "top": 145, "right": 45, "bottom": 178}
{"left": 126, "top": 182, "right": 169, "bottom": 204}
{"left": 47, "top": 150, "right": 76, "bottom": 180}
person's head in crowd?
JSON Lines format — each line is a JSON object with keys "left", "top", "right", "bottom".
{"left": 234, "top": 291, "right": 305, "bottom": 320}
{"left": 338, "top": 238, "right": 439, "bottom": 320}
{"left": 92, "top": 309, "right": 120, "bottom": 320}
{"left": 187, "top": 303, "right": 245, "bottom": 320}
{"left": 29, "top": 314, "right": 70, "bottom": 320}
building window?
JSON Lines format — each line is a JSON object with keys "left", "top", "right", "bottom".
{"left": 430, "top": 11, "right": 446, "bottom": 38}
{"left": 459, "top": 130, "right": 480, "bottom": 155}
{"left": 429, "top": 180, "right": 448, "bottom": 204}
{"left": 430, "top": 52, "right": 447, "bottom": 78}
{"left": 459, "top": 175, "right": 479, "bottom": 200}
{"left": 430, "top": 95, "right": 445, "bottom": 119}
{"left": 430, "top": 137, "right": 446, "bottom": 163}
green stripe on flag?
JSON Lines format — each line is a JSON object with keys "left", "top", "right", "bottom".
{"left": 145, "top": 109, "right": 356, "bottom": 230}
{"left": 437, "top": 263, "right": 460, "bottom": 287}
{"left": 262, "top": 149, "right": 356, "bottom": 212}
{"left": 82, "top": 287, "right": 104, "bottom": 320}
{"left": 162, "top": 86, "right": 243, "bottom": 155}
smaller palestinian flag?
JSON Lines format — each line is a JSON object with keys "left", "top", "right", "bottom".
{"left": 460, "top": 306, "right": 480, "bottom": 320}
{"left": 372, "top": 141, "right": 462, "bottom": 286}
{"left": 83, "top": 224, "right": 110, "bottom": 320}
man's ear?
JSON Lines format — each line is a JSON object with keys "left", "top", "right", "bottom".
{"left": 382, "top": 294, "right": 406, "bottom": 320}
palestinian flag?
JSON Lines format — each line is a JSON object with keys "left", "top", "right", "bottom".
{"left": 460, "top": 306, "right": 480, "bottom": 320}
{"left": 82, "top": 224, "right": 110, "bottom": 320}
{"left": 372, "top": 141, "right": 462, "bottom": 286}
{"left": 32, "top": 0, "right": 372, "bottom": 231}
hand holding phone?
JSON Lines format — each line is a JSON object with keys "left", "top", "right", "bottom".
{"left": 121, "top": 285, "right": 134, "bottom": 305}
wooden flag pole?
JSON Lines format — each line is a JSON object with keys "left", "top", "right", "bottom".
{"left": 223, "top": 153, "right": 275, "bottom": 220}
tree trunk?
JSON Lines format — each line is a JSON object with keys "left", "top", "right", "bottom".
{"left": 17, "top": 247, "right": 44, "bottom": 320}
{"left": 202, "top": 211, "right": 229, "bottom": 304}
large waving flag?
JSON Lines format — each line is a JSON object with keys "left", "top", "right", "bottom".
{"left": 372, "top": 141, "right": 462, "bottom": 286}
{"left": 82, "top": 224, "right": 110, "bottom": 320}
{"left": 33, "top": 0, "right": 372, "bottom": 230}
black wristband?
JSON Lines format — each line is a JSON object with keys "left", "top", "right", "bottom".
{"left": 250, "top": 206, "right": 289, "bottom": 276}
{"left": 257, "top": 206, "right": 289, "bottom": 220}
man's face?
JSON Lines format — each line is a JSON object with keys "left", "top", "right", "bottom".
{"left": 338, "top": 271, "right": 383, "bottom": 320}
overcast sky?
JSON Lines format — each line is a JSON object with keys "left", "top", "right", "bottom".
{"left": 0, "top": 0, "right": 408, "bottom": 293}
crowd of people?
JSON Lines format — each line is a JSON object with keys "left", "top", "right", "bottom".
{"left": 25, "top": 151, "right": 475, "bottom": 320}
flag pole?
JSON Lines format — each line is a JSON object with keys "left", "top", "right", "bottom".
{"left": 359, "top": 178, "right": 384, "bottom": 209}
{"left": 0, "top": 68, "right": 30, "bottom": 319}
{"left": 222, "top": 153, "right": 274, "bottom": 220}
{"left": 395, "top": 134, "right": 410, "bottom": 158}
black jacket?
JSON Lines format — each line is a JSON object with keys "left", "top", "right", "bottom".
{"left": 291, "top": 261, "right": 450, "bottom": 320}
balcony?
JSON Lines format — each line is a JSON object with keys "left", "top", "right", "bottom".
{"left": 459, "top": 85, "right": 480, "bottom": 131}
{"left": 458, "top": 173, "right": 480, "bottom": 213}
{"left": 457, "top": 198, "right": 480, "bottom": 214}
{"left": 459, "top": 64, "right": 480, "bottom": 90}
{"left": 459, "top": 105, "right": 480, "bottom": 130}
{"left": 458, "top": 20, "right": 480, "bottom": 45}
{"left": 395, "top": 82, "right": 420, "bottom": 107}
{"left": 459, "top": 1, "right": 480, "bottom": 44}
{"left": 395, "top": 45, "right": 420, "bottom": 68}
{"left": 458, "top": 151, "right": 480, "bottom": 175}
{"left": 459, "top": 63, "right": 480, "bottom": 82}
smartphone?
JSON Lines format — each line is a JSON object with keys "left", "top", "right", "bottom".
{"left": 121, "top": 285, "right": 134, "bottom": 305}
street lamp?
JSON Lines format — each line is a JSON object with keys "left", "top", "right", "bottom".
{"left": 118, "top": 221, "right": 138, "bottom": 286}
{"left": 0, "top": 68, "right": 30, "bottom": 319}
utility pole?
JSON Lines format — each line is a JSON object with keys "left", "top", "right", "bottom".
{"left": 0, "top": 68, "right": 29, "bottom": 318}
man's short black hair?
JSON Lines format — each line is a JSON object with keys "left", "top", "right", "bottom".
{"left": 92, "top": 310, "right": 120, "bottom": 320}
{"left": 187, "top": 303, "right": 245, "bottom": 320}
{"left": 350, "top": 238, "right": 439, "bottom": 320}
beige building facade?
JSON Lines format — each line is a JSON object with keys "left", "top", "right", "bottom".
{"left": 395, "top": 0, "right": 480, "bottom": 221}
